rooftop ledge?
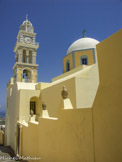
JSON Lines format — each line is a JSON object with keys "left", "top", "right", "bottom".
{"left": 52, "top": 65, "right": 87, "bottom": 82}
{"left": 7, "top": 77, "right": 14, "bottom": 88}
{"left": 39, "top": 117, "right": 58, "bottom": 120}
{"left": 13, "top": 62, "right": 38, "bottom": 70}
{"left": 14, "top": 41, "right": 39, "bottom": 52}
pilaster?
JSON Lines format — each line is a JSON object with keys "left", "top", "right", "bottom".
{"left": 32, "top": 68, "right": 37, "bottom": 83}
{"left": 32, "top": 37, "right": 35, "bottom": 45}
{"left": 32, "top": 51, "right": 37, "bottom": 64}
{"left": 18, "top": 49, "right": 23, "bottom": 63}
{"left": 16, "top": 66, "right": 22, "bottom": 82}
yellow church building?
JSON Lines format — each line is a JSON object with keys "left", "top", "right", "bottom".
{"left": 5, "top": 17, "right": 122, "bottom": 162}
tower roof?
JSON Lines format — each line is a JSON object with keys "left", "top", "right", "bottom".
{"left": 66, "top": 37, "right": 100, "bottom": 55}
{"left": 19, "top": 15, "right": 34, "bottom": 32}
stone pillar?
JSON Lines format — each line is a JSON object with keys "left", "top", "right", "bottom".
{"left": 32, "top": 69, "right": 37, "bottom": 83}
{"left": 16, "top": 66, "right": 18, "bottom": 82}
{"left": 32, "top": 37, "right": 35, "bottom": 45}
{"left": 16, "top": 123, "right": 23, "bottom": 157}
{"left": 16, "top": 124, "right": 20, "bottom": 156}
{"left": 32, "top": 51, "right": 37, "bottom": 64}
{"left": 19, "top": 34, "right": 23, "bottom": 43}
{"left": 26, "top": 50, "right": 29, "bottom": 63}
{"left": 18, "top": 49, "right": 23, "bottom": 62}
{"left": 17, "top": 67, "right": 22, "bottom": 82}
{"left": 31, "top": 68, "right": 33, "bottom": 82}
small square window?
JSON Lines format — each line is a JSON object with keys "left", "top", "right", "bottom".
{"left": 81, "top": 56, "right": 88, "bottom": 65}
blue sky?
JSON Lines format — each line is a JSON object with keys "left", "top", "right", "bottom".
{"left": 0, "top": 0, "right": 122, "bottom": 111}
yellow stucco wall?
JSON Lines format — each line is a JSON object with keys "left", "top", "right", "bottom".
{"left": 21, "top": 123, "right": 39, "bottom": 158}
{"left": 21, "top": 109, "right": 94, "bottom": 162}
{"left": 0, "top": 130, "right": 4, "bottom": 145}
{"left": 20, "top": 29, "right": 122, "bottom": 162}
{"left": 5, "top": 83, "right": 41, "bottom": 152}
{"left": 35, "top": 82, "right": 51, "bottom": 90}
{"left": 92, "top": 29, "right": 122, "bottom": 162}
{"left": 63, "top": 53, "right": 73, "bottom": 73}
{"left": 17, "top": 67, "right": 22, "bottom": 82}
{"left": 52, "top": 65, "right": 83, "bottom": 82}
{"left": 75, "top": 64, "right": 99, "bottom": 108}
{"left": 5, "top": 83, "right": 20, "bottom": 151}
{"left": 41, "top": 77, "right": 76, "bottom": 117}
{"left": 75, "top": 49, "right": 94, "bottom": 66}
{"left": 32, "top": 69, "right": 37, "bottom": 83}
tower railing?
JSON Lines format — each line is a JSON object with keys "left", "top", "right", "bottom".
{"left": 22, "top": 78, "right": 32, "bottom": 83}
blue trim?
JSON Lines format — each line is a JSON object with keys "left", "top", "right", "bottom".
{"left": 66, "top": 48, "right": 94, "bottom": 56}
{"left": 66, "top": 60, "right": 70, "bottom": 72}
{"left": 72, "top": 52, "right": 75, "bottom": 68}
{"left": 63, "top": 48, "right": 95, "bottom": 59}
{"left": 64, "top": 48, "right": 96, "bottom": 62}
{"left": 93, "top": 48, "right": 96, "bottom": 63}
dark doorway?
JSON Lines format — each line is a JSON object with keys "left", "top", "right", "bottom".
{"left": 30, "top": 101, "right": 36, "bottom": 114}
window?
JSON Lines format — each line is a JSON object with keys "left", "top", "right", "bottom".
{"left": 66, "top": 60, "right": 70, "bottom": 72}
{"left": 30, "top": 97, "right": 39, "bottom": 116}
{"left": 81, "top": 56, "right": 88, "bottom": 65}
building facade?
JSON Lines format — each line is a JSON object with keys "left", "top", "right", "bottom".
{"left": 5, "top": 18, "right": 122, "bottom": 162}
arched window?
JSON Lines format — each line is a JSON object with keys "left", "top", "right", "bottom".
{"left": 81, "top": 55, "right": 88, "bottom": 65}
{"left": 30, "top": 101, "right": 36, "bottom": 114}
{"left": 66, "top": 60, "right": 70, "bottom": 72}
{"left": 30, "top": 96, "right": 40, "bottom": 116}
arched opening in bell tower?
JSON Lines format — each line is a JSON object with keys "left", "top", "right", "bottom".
{"left": 22, "top": 69, "right": 32, "bottom": 82}
{"left": 29, "top": 51, "right": 32, "bottom": 63}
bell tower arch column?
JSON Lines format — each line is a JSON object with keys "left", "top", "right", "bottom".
{"left": 18, "top": 49, "right": 23, "bottom": 63}
{"left": 32, "top": 51, "right": 37, "bottom": 64}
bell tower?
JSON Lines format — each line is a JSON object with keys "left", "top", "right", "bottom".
{"left": 13, "top": 15, "right": 39, "bottom": 83}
